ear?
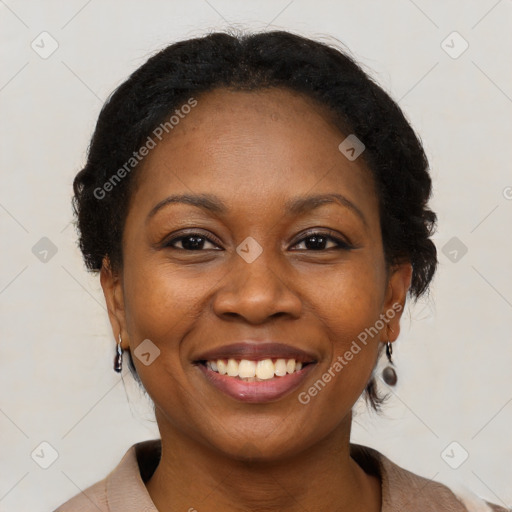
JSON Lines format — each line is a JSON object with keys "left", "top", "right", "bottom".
{"left": 380, "top": 261, "right": 412, "bottom": 343}
{"left": 100, "top": 256, "right": 129, "bottom": 350}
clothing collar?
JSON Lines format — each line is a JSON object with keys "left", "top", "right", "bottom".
{"left": 104, "top": 438, "right": 466, "bottom": 511}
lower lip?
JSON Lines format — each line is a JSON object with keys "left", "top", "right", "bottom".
{"left": 197, "top": 363, "right": 316, "bottom": 403}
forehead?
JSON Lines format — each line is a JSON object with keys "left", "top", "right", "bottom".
{"left": 128, "top": 87, "right": 378, "bottom": 220}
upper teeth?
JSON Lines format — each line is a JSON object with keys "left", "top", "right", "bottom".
{"left": 206, "top": 358, "right": 303, "bottom": 380}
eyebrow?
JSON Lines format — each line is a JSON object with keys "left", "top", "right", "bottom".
{"left": 285, "top": 193, "right": 367, "bottom": 226}
{"left": 146, "top": 192, "right": 367, "bottom": 226}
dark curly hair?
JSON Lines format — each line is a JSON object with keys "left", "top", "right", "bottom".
{"left": 72, "top": 29, "right": 437, "bottom": 411}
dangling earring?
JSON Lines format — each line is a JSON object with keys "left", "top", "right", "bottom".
{"left": 382, "top": 340, "right": 397, "bottom": 386}
{"left": 114, "top": 333, "right": 123, "bottom": 373}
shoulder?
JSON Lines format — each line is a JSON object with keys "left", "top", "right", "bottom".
{"left": 53, "top": 478, "right": 108, "bottom": 512}
{"left": 52, "top": 439, "right": 161, "bottom": 512}
{"left": 350, "top": 443, "right": 508, "bottom": 512}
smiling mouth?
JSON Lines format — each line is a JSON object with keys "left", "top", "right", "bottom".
{"left": 197, "top": 358, "right": 314, "bottom": 381}
{"left": 193, "top": 342, "right": 318, "bottom": 402}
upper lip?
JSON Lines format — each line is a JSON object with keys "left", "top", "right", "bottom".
{"left": 194, "top": 342, "right": 317, "bottom": 363}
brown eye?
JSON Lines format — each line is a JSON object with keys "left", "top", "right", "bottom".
{"left": 291, "top": 231, "right": 352, "bottom": 251}
{"left": 164, "top": 232, "right": 221, "bottom": 251}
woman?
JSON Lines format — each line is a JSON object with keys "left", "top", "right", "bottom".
{"left": 55, "top": 30, "right": 506, "bottom": 511}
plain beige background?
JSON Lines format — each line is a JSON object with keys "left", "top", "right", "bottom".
{"left": 0, "top": 1, "right": 511, "bottom": 510}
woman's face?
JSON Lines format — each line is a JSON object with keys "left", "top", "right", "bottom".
{"left": 102, "top": 87, "right": 411, "bottom": 460}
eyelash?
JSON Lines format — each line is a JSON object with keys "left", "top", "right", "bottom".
{"left": 163, "top": 230, "right": 353, "bottom": 251}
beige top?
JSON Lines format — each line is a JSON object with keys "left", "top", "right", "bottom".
{"left": 54, "top": 439, "right": 506, "bottom": 511}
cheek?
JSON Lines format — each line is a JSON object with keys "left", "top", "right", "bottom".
{"left": 305, "top": 257, "right": 386, "bottom": 392}
{"left": 124, "top": 262, "right": 207, "bottom": 338}
{"left": 121, "top": 263, "right": 204, "bottom": 382}
{"left": 121, "top": 259, "right": 239, "bottom": 401}
{"left": 121, "top": 265, "right": 209, "bottom": 415}
{"left": 310, "top": 254, "right": 386, "bottom": 338}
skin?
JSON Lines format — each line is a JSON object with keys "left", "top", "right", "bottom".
{"left": 100, "top": 87, "right": 412, "bottom": 512}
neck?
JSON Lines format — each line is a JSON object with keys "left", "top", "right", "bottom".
{"left": 145, "top": 409, "right": 381, "bottom": 512}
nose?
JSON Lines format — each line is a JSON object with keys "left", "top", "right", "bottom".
{"left": 212, "top": 250, "right": 302, "bottom": 325}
